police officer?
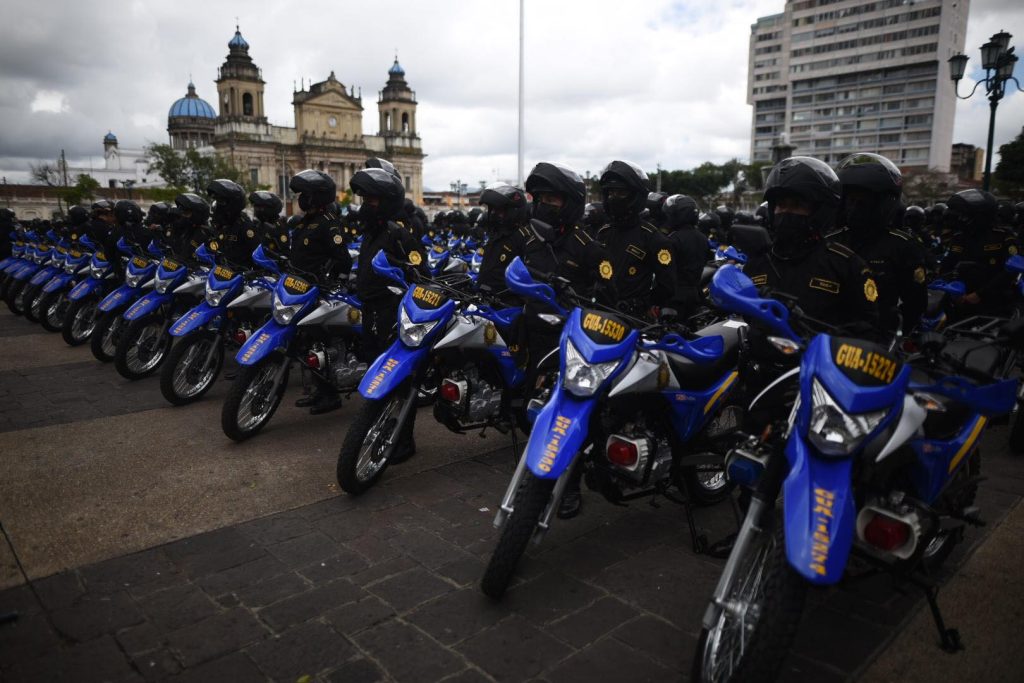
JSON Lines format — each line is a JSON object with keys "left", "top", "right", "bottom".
{"left": 662, "top": 194, "right": 708, "bottom": 316}
{"left": 743, "top": 156, "right": 879, "bottom": 331}
{"left": 697, "top": 211, "right": 721, "bottom": 247}
{"left": 248, "top": 191, "right": 287, "bottom": 257}
{"left": 594, "top": 160, "right": 681, "bottom": 320}
{"left": 165, "top": 194, "right": 211, "bottom": 260}
{"left": 581, "top": 202, "right": 606, "bottom": 236}
{"left": 833, "top": 153, "right": 927, "bottom": 334}
{"left": 522, "top": 161, "right": 616, "bottom": 519}
{"left": 646, "top": 192, "right": 669, "bottom": 231}
{"left": 207, "top": 179, "right": 259, "bottom": 267}
{"left": 87, "top": 200, "right": 122, "bottom": 273}
{"left": 940, "top": 189, "right": 1019, "bottom": 317}
{"left": 65, "top": 205, "right": 90, "bottom": 245}
{"left": 476, "top": 183, "right": 531, "bottom": 295}
{"left": 113, "top": 200, "right": 148, "bottom": 247}
{"left": 350, "top": 168, "right": 425, "bottom": 359}
{"left": 714, "top": 205, "right": 735, "bottom": 238}
{"left": 287, "top": 170, "right": 351, "bottom": 278}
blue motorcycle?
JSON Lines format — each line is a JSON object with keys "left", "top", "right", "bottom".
{"left": 62, "top": 236, "right": 116, "bottom": 346}
{"left": 336, "top": 251, "right": 522, "bottom": 495}
{"left": 0, "top": 233, "right": 33, "bottom": 301}
{"left": 90, "top": 239, "right": 160, "bottom": 363}
{"left": 36, "top": 244, "right": 91, "bottom": 333}
{"left": 5, "top": 242, "right": 54, "bottom": 316}
{"left": 221, "top": 251, "right": 364, "bottom": 441}
{"left": 693, "top": 265, "right": 1020, "bottom": 682}
{"left": 114, "top": 248, "right": 207, "bottom": 380}
{"left": 23, "top": 234, "right": 69, "bottom": 323}
{"left": 481, "top": 257, "right": 743, "bottom": 598}
{"left": 159, "top": 245, "right": 275, "bottom": 406}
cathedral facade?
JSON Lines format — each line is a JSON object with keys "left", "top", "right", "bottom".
{"left": 166, "top": 27, "right": 424, "bottom": 206}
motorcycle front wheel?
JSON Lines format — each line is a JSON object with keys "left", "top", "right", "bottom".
{"left": 63, "top": 298, "right": 99, "bottom": 346}
{"left": 23, "top": 284, "right": 45, "bottom": 322}
{"left": 39, "top": 291, "right": 70, "bottom": 332}
{"left": 91, "top": 311, "right": 125, "bottom": 362}
{"left": 693, "top": 523, "right": 806, "bottom": 683}
{"left": 480, "top": 472, "right": 555, "bottom": 600}
{"left": 221, "top": 353, "right": 290, "bottom": 441}
{"left": 337, "top": 382, "right": 414, "bottom": 495}
{"left": 115, "top": 314, "right": 171, "bottom": 380}
{"left": 160, "top": 332, "right": 224, "bottom": 405}
{"left": 5, "top": 279, "right": 27, "bottom": 316}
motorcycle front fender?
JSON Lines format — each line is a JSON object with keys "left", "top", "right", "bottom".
{"left": 43, "top": 272, "right": 74, "bottom": 294}
{"left": 124, "top": 291, "right": 173, "bottom": 321}
{"left": 524, "top": 385, "right": 598, "bottom": 480}
{"left": 98, "top": 283, "right": 142, "bottom": 313}
{"left": 170, "top": 300, "right": 223, "bottom": 337}
{"left": 236, "top": 318, "right": 296, "bottom": 366}
{"left": 12, "top": 262, "right": 41, "bottom": 280}
{"left": 30, "top": 266, "right": 59, "bottom": 286}
{"left": 69, "top": 277, "right": 105, "bottom": 301}
{"left": 358, "top": 341, "right": 429, "bottom": 399}
{"left": 782, "top": 434, "right": 856, "bottom": 585}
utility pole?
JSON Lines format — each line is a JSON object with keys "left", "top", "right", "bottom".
{"left": 656, "top": 162, "right": 662, "bottom": 193}
{"left": 517, "top": 0, "right": 525, "bottom": 186}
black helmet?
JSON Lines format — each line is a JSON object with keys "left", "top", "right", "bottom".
{"left": 90, "top": 199, "right": 115, "bottom": 217}
{"left": 365, "top": 157, "right": 402, "bottom": 183}
{"left": 174, "top": 193, "right": 210, "bottom": 224}
{"left": 433, "top": 210, "right": 447, "bottom": 226}
{"left": 599, "top": 160, "right": 650, "bottom": 221}
{"left": 113, "top": 199, "right": 143, "bottom": 225}
{"left": 286, "top": 214, "right": 302, "bottom": 230}
{"left": 0, "top": 208, "right": 15, "bottom": 222}
{"left": 697, "top": 211, "right": 720, "bottom": 237}
{"left": 207, "top": 178, "right": 246, "bottom": 220}
{"left": 249, "top": 191, "right": 283, "bottom": 222}
{"left": 582, "top": 202, "right": 607, "bottom": 230}
{"left": 664, "top": 194, "right": 699, "bottom": 229}
{"left": 146, "top": 202, "right": 170, "bottom": 226}
{"left": 754, "top": 202, "right": 769, "bottom": 225}
{"left": 67, "top": 205, "right": 90, "bottom": 227}
{"left": 467, "top": 207, "right": 484, "bottom": 225}
{"left": 903, "top": 205, "right": 926, "bottom": 228}
{"left": 714, "top": 205, "right": 734, "bottom": 228}
{"left": 835, "top": 153, "right": 903, "bottom": 197}
{"left": 947, "top": 189, "right": 998, "bottom": 230}
{"left": 646, "top": 191, "right": 668, "bottom": 221}
{"left": 289, "top": 169, "right": 337, "bottom": 211}
{"left": 734, "top": 210, "right": 756, "bottom": 225}
{"left": 448, "top": 209, "right": 467, "bottom": 225}
{"left": 997, "top": 201, "right": 1015, "bottom": 224}
{"left": 525, "top": 162, "right": 587, "bottom": 229}
{"left": 349, "top": 167, "right": 406, "bottom": 222}
{"left": 1015, "top": 202, "right": 1024, "bottom": 225}
{"left": 763, "top": 156, "right": 842, "bottom": 231}
{"left": 479, "top": 183, "right": 528, "bottom": 231}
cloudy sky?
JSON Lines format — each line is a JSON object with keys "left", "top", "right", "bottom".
{"left": 2, "top": 0, "right": 1022, "bottom": 191}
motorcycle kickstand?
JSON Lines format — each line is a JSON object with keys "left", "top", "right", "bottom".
{"left": 918, "top": 580, "right": 963, "bottom": 653}
{"left": 677, "top": 482, "right": 708, "bottom": 555}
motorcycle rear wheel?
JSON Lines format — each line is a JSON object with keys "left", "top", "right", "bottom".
{"left": 480, "top": 473, "right": 555, "bottom": 600}
{"left": 63, "top": 298, "right": 99, "bottom": 346}
{"left": 115, "top": 314, "right": 171, "bottom": 380}
{"left": 23, "top": 284, "right": 44, "bottom": 322}
{"left": 693, "top": 522, "right": 806, "bottom": 683}
{"left": 39, "top": 291, "right": 69, "bottom": 332}
{"left": 337, "top": 384, "right": 413, "bottom": 495}
{"left": 221, "top": 353, "right": 290, "bottom": 442}
{"left": 160, "top": 332, "right": 223, "bottom": 406}
{"left": 5, "top": 279, "right": 27, "bottom": 316}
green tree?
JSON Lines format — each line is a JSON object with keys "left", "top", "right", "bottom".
{"left": 145, "top": 143, "right": 263, "bottom": 196}
{"left": 994, "top": 127, "right": 1024, "bottom": 197}
{"left": 29, "top": 160, "right": 66, "bottom": 213}
{"left": 60, "top": 174, "right": 100, "bottom": 207}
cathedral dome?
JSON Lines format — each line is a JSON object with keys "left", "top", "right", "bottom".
{"left": 168, "top": 82, "right": 216, "bottom": 119}
{"left": 388, "top": 58, "right": 405, "bottom": 76}
{"left": 228, "top": 27, "right": 249, "bottom": 50}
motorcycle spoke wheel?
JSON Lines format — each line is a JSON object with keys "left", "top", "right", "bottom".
{"left": 354, "top": 394, "right": 407, "bottom": 484}
{"left": 236, "top": 364, "right": 280, "bottom": 430}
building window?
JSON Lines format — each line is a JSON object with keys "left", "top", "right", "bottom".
{"left": 401, "top": 112, "right": 410, "bottom": 133}
{"left": 250, "top": 168, "right": 259, "bottom": 186}
{"left": 243, "top": 93, "right": 254, "bottom": 116}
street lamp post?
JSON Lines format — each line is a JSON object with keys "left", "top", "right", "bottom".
{"left": 449, "top": 180, "right": 467, "bottom": 210}
{"left": 122, "top": 179, "right": 135, "bottom": 200}
{"left": 948, "top": 31, "right": 1022, "bottom": 192}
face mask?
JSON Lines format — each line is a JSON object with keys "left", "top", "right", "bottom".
{"left": 532, "top": 201, "right": 561, "bottom": 228}
{"left": 772, "top": 212, "right": 813, "bottom": 248}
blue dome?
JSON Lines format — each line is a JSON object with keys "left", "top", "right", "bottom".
{"left": 389, "top": 58, "right": 405, "bottom": 76}
{"left": 169, "top": 83, "right": 216, "bottom": 119}
{"left": 229, "top": 27, "right": 249, "bottom": 50}
{"left": 103, "top": 131, "right": 117, "bottom": 142}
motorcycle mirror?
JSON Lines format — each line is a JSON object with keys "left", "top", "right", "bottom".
{"left": 116, "top": 236, "right": 133, "bottom": 255}
{"left": 79, "top": 234, "right": 96, "bottom": 250}
{"left": 371, "top": 249, "right": 407, "bottom": 287}
{"left": 146, "top": 240, "right": 163, "bottom": 258}
{"left": 708, "top": 265, "right": 799, "bottom": 342}
{"left": 1006, "top": 254, "right": 1024, "bottom": 276}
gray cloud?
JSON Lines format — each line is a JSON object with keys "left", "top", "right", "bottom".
{"left": 0, "top": 0, "right": 1020, "bottom": 191}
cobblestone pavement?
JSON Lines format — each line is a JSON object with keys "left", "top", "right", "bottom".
{"left": 0, "top": 309, "right": 1022, "bottom": 682}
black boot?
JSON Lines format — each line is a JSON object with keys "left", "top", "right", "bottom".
{"left": 309, "top": 392, "right": 343, "bottom": 415}
{"left": 557, "top": 490, "right": 582, "bottom": 519}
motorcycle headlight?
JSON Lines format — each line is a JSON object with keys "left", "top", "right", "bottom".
{"left": 64, "top": 261, "right": 78, "bottom": 274}
{"left": 398, "top": 304, "right": 439, "bottom": 347}
{"left": 206, "top": 281, "right": 228, "bottom": 307}
{"left": 154, "top": 274, "right": 174, "bottom": 294}
{"left": 272, "top": 295, "right": 304, "bottom": 325}
{"left": 807, "top": 378, "right": 887, "bottom": 457}
{"left": 90, "top": 263, "right": 108, "bottom": 279}
{"left": 562, "top": 338, "right": 621, "bottom": 397}
{"left": 125, "top": 270, "right": 144, "bottom": 288}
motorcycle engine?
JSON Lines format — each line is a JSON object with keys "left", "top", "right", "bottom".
{"left": 327, "top": 342, "right": 368, "bottom": 390}
{"left": 602, "top": 422, "right": 673, "bottom": 487}
{"left": 435, "top": 366, "right": 502, "bottom": 428}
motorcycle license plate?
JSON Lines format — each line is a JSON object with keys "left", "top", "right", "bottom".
{"left": 283, "top": 275, "right": 311, "bottom": 295}
{"left": 131, "top": 256, "right": 149, "bottom": 268}
{"left": 213, "top": 265, "right": 235, "bottom": 281}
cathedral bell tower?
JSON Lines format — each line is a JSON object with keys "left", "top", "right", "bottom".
{"left": 377, "top": 56, "right": 417, "bottom": 140}
{"left": 215, "top": 26, "right": 267, "bottom": 123}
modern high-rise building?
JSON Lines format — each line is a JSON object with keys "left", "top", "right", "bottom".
{"left": 748, "top": 0, "right": 969, "bottom": 172}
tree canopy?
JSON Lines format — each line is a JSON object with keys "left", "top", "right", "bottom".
{"left": 144, "top": 144, "right": 263, "bottom": 196}
{"left": 994, "top": 127, "right": 1024, "bottom": 198}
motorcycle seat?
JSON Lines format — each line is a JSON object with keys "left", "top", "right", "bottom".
{"left": 668, "top": 320, "right": 743, "bottom": 390}
{"left": 943, "top": 339, "right": 1001, "bottom": 378}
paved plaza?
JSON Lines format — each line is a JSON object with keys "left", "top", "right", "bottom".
{"left": 0, "top": 311, "right": 1022, "bottom": 682}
